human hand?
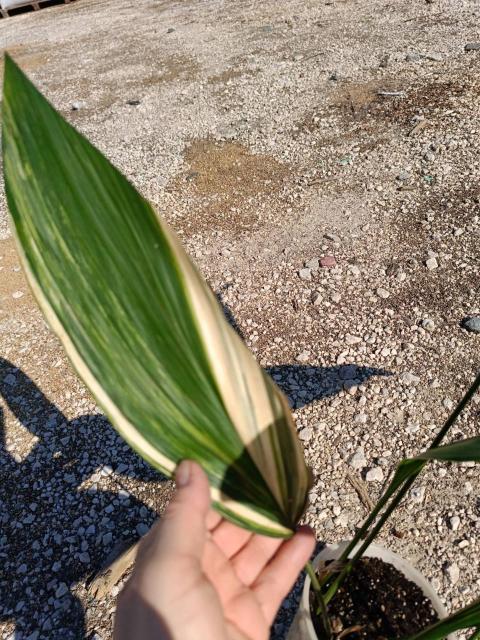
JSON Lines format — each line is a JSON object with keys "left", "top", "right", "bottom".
{"left": 114, "top": 460, "right": 315, "bottom": 640}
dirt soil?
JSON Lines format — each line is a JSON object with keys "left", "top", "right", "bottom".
{"left": 0, "top": 1, "right": 479, "bottom": 639}
{"left": 312, "top": 558, "right": 439, "bottom": 639}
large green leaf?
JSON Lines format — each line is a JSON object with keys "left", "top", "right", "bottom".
{"left": 2, "top": 54, "right": 312, "bottom": 537}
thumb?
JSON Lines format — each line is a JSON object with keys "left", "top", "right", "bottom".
{"left": 154, "top": 460, "right": 212, "bottom": 560}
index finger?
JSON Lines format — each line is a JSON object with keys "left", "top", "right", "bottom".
{"left": 251, "top": 526, "right": 315, "bottom": 623}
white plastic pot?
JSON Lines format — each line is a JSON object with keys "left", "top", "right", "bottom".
{"left": 1, "top": 0, "right": 31, "bottom": 9}
{"left": 287, "top": 541, "right": 455, "bottom": 640}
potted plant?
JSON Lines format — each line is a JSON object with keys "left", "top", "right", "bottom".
{"left": 288, "top": 372, "right": 480, "bottom": 640}
{"left": 3, "top": 55, "right": 480, "bottom": 640}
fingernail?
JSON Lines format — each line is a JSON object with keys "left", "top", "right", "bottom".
{"left": 175, "top": 460, "right": 191, "bottom": 487}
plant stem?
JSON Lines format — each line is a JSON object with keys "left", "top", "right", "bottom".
{"left": 323, "top": 370, "right": 480, "bottom": 604}
{"left": 305, "top": 561, "right": 332, "bottom": 639}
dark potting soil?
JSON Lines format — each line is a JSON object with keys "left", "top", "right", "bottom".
{"left": 311, "top": 557, "right": 440, "bottom": 639}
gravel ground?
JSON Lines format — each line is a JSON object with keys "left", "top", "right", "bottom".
{"left": 0, "top": 0, "right": 479, "bottom": 639}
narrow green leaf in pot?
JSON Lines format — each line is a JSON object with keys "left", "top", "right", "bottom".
{"left": 414, "top": 437, "right": 480, "bottom": 463}
{"left": 389, "top": 436, "right": 480, "bottom": 497}
{"left": 2, "top": 54, "right": 312, "bottom": 537}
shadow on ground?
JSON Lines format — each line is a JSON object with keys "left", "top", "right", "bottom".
{"left": 218, "top": 294, "right": 390, "bottom": 410}
{"left": 0, "top": 357, "right": 167, "bottom": 640}
{"left": 0, "top": 304, "right": 390, "bottom": 640}
{"left": 267, "top": 363, "right": 389, "bottom": 410}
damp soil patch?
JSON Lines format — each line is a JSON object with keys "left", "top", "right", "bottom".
{"left": 311, "top": 557, "right": 439, "bottom": 639}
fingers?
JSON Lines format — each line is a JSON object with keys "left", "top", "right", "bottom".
{"left": 206, "top": 508, "right": 222, "bottom": 531}
{"left": 201, "top": 538, "right": 246, "bottom": 608}
{"left": 210, "top": 520, "right": 252, "bottom": 558}
{"left": 144, "top": 460, "right": 211, "bottom": 562}
{"left": 230, "top": 534, "right": 283, "bottom": 586}
{"left": 252, "top": 526, "right": 315, "bottom": 623}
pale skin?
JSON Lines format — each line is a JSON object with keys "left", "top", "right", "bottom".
{"left": 114, "top": 460, "right": 315, "bottom": 640}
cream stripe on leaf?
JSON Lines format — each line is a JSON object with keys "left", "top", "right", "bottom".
{"left": 2, "top": 54, "right": 311, "bottom": 537}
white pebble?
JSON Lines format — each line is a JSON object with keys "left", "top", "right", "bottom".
{"left": 366, "top": 467, "right": 384, "bottom": 482}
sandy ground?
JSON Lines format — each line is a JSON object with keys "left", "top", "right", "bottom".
{"left": 0, "top": 0, "right": 479, "bottom": 638}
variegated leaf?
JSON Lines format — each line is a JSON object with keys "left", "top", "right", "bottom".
{"left": 2, "top": 54, "right": 311, "bottom": 537}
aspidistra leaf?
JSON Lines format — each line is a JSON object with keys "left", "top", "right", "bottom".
{"left": 2, "top": 54, "right": 312, "bottom": 537}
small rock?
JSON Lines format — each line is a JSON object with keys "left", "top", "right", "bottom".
{"left": 305, "top": 258, "right": 319, "bottom": 270}
{"left": 335, "top": 513, "right": 350, "bottom": 527}
{"left": 299, "top": 268, "right": 312, "bottom": 281}
{"left": 376, "top": 287, "right": 390, "bottom": 299}
{"left": 339, "top": 365, "right": 357, "bottom": 380}
{"left": 397, "top": 170, "right": 411, "bottom": 182}
{"left": 324, "top": 233, "right": 341, "bottom": 243}
{"left": 136, "top": 523, "right": 150, "bottom": 536}
{"left": 425, "top": 52, "right": 442, "bottom": 61}
{"left": 71, "top": 101, "right": 86, "bottom": 111}
{"left": 296, "top": 350, "right": 310, "bottom": 363}
{"left": 379, "top": 54, "right": 389, "bottom": 68}
{"left": 3, "top": 373, "right": 17, "bottom": 386}
{"left": 331, "top": 293, "right": 341, "bottom": 303}
{"left": 320, "top": 255, "right": 336, "bottom": 268}
{"left": 465, "top": 43, "right": 480, "bottom": 51}
{"left": 126, "top": 99, "right": 141, "bottom": 106}
{"left": 78, "top": 552, "right": 90, "bottom": 564}
{"left": 12, "top": 290, "right": 24, "bottom": 299}
{"left": 444, "top": 562, "right": 460, "bottom": 585}
{"left": 443, "top": 398, "right": 453, "bottom": 410}
{"left": 425, "top": 257, "right": 438, "bottom": 270}
{"left": 100, "top": 465, "right": 113, "bottom": 476}
{"left": 421, "top": 318, "right": 435, "bottom": 332}
{"left": 350, "top": 448, "right": 367, "bottom": 470}
{"left": 401, "top": 372, "right": 420, "bottom": 387}
{"left": 311, "top": 292, "right": 322, "bottom": 306}
{"left": 461, "top": 317, "right": 480, "bottom": 334}
{"left": 216, "top": 126, "right": 236, "bottom": 141}
{"left": 55, "top": 583, "right": 69, "bottom": 599}
{"left": 345, "top": 334, "right": 362, "bottom": 345}
{"left": 167, "top": 27, "right": 175, "bottom": 33}
{"left": 449, "top": 516, "right": 460, "bottom": 532}
{"left": 299, "top": 427, "right": 312, "bottom": 442}
{"left": 354, "top": 413, "right": 367, "bottom": 424}
{"left": 102, "top": 532, "right": 113, "bottom": 546}
{"left": 366, "top": 467, "right": 384, "bottom": 482}
{"left": 406, "top": 423, "right": 420, "bottom": 434}
{"left": 410, "top": 486, "right": 426, "bottom": 502}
